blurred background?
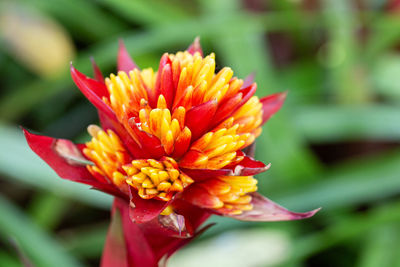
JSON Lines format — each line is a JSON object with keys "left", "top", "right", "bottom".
{"left": 1, "top": 0, "right": 400, "bottom": 266}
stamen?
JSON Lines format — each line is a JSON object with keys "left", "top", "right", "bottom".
{"left": 104, "top": 69, "right": 150, "bottom": 120}
{"left": 179, "top": 124, "right": 249, "bottom": 169}
{"left": 197, "top": 176, "right": 257, "bottom": 215}
{"left": 230, "top": 96, "right": 263, "bottom": 147}
{"left": 138, "top": 95, "right": 192, "bottom": 155}
{"left": 120, "top": 157, "right": 193, "bottom": 201}
{"left": 83, "top": 125, "right": 130, "bottom": 189}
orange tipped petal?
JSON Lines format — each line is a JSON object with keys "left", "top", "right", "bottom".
{"left": 159, "top": 64, "right": 174, "bottom": 109}
{"left": 97, "top": 111, "right": 148, "bottom": 159}
{"left": 171, "top": 127, "right": 191, "bottom": 159}
{"left": 179, "top": 150, "right": 208, "bottom": 169}
{"left": 237, "top": 83, "right": 257, "bottom": 109}
{"left": 182, "top": 186, "right": 224, "bottom": 209}
{"left": 180, "top": 168, "right": 232, "bottom": 181}
{"left": 185, "top": 99, "right": 218, "bottom": 140}
{"left": 212, "top": 92, "right": 243, "bottom": 127}
{"left": 127, "top": 118, "right": 165, "bottom": 159}
{"left": 199, "top": 179, "right": 231, "bottom": 195}
{"left": 173, "top": 85, "right": 193, "bottom": 110}
{"left": 153, "top": 53, "right": 172, "bottom": 107}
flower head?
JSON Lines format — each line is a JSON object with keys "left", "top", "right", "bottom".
{"left": 24, "top": 38, "right": 319, "bottom": 266}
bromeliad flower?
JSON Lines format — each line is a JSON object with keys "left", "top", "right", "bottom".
{"left": 24, "top": 38, "right": 319, "bottom": 267}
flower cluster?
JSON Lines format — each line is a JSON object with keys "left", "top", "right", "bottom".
{"left": 24, "top": 38, "right": 319, "bottom": 267}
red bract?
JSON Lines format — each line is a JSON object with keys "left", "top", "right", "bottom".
{"left": 24, "top": 39, "right": 319, "bottom": 267}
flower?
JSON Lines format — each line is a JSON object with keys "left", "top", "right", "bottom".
{"left": 24, "top": 38, "right": 319, "bottom": 267}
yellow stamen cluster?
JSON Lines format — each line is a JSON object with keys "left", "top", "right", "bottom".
{"left": 138, "top": 95, "right": 191, "bottom": 155}
{"left": 217, "top": 176, "right": 257, "bottom": 214}
{"left": 117, "top": 157, "right": 193, "bottom": 201}
{"left": 180, "top": 123, "right": 249, "bottom": 169}
{"left": 103, "top": 69, "right": 150, "bottom": 120}
{"left": 170, "top": 52, "right": 244, "bottom": 109}
{"left": 171, "top": 52, "right": 216, "bottom": 110}
{"left": 231, "top": 96, "right": 263, "bottom": 145}
{"left": 198, "top": 175, "right": 257, "bottom": 215}
{"left": 83, "top": 125, "right": 130, "bottom": 185}
{"left": 83, "top": 125, "right": 193, "bottom": 201}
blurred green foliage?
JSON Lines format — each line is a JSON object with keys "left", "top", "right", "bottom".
{"left": 1, "top": 0, "right": 400, "bottom": 266}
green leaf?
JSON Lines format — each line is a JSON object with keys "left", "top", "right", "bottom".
{"left": 365, "top": 14, "right": 400, "bottom": 61}
{"left": 0, "top": 195, "right": 83, "bottom": 267}
{"left": 20, "top": 0, "right": 127, "bottom": 41}
{"left": 294, "top": 104, "right": 400, "bottom": 142}
{"left": 357, "top": 224, "right": 400, "bottom": 267}
{"left": 321, "top": 0, "right": 369, "bottom": 103}
{"left": 63, "top": 224, "right": 108, "bottom": 258}
{"left": 97, "top": 0, "right": 191, "bottom": 25}
{"left": 288, "top": 201, "right": 400, "bottom": 263}
{"left": 0, "top": 250, "right": 21, "bottom": 267}
{"left": 28, "top": 192, "right": 69, "bottom": 230}
{"left": 277, "top": 149, "right": 400, "bottom": 211}
{"left": 371, "top": 53, "right": 400, "bottom": 101}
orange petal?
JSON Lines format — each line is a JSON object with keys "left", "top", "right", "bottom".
{"left": 179, "top": 150, "right": 208, "bottom": 168}
{"left": 182, "top": 186, "right": 224, "bottom": 209}
{"left": 171, "top": 127, "right": 191, "bottom": 159}
{"left": 199, "top": 179, "right": 231, "bottom": 196}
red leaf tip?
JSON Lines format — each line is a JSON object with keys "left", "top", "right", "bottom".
{"left": 242, "top": 72, "right": 256, "bottom": 88}
{"left": 118, "top": 39, "right": 139, "bottom": 73}
{"left": 278, "top": 90, "right": 288, "bottom": 100}
{"left": 260, "top": 91, "right": 288, "bottom": 124}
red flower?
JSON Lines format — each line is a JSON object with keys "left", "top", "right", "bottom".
{"left": 24, "top": 38, "right": 319, "bottom": 267}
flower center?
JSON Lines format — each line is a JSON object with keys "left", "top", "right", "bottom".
{"left": 118, "top": 157, "right": 193, "bottom": 201}
{"left": 136, "top": 95, "right": 191, "bottom": 156}
{"left": 82, "top": 50, "right": 265, "bottom": 205}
